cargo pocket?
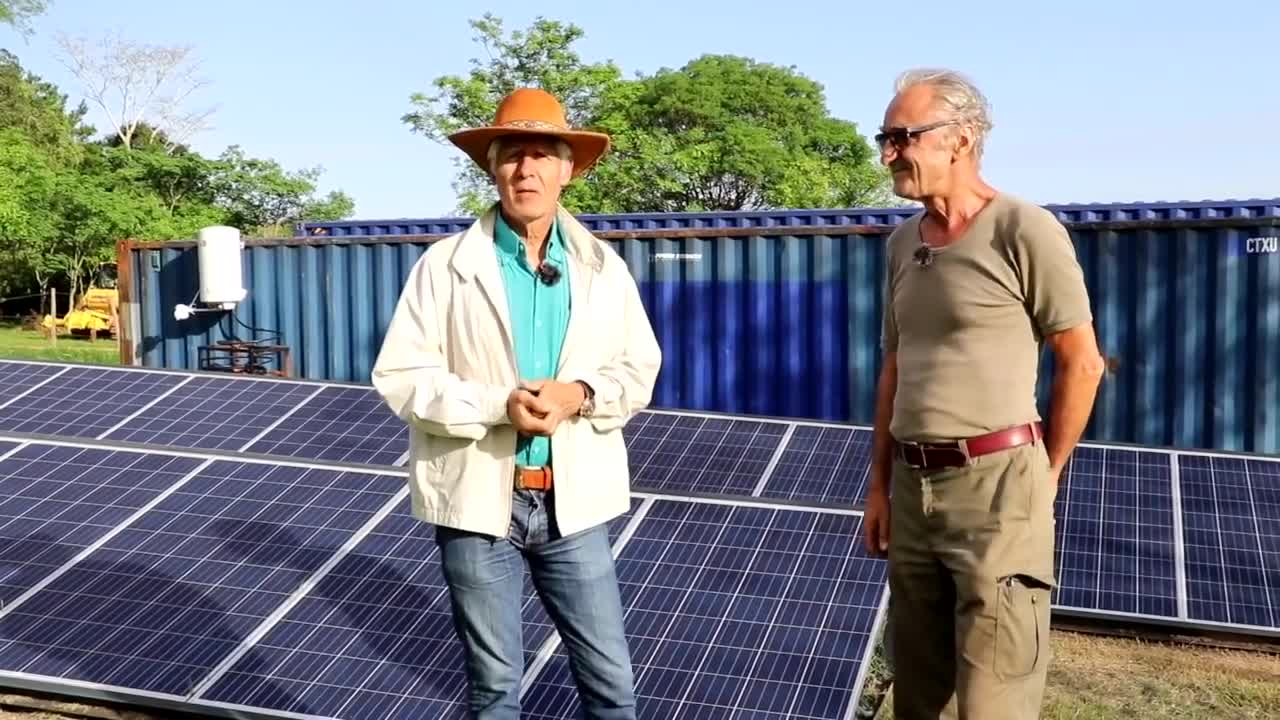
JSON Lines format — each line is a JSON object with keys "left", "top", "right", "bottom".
{"left": 994, "top": 573, "right": 1052, "bottom": 681}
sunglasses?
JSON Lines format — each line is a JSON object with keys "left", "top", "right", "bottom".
{"left": 874, "top": 120, "right": 959, "bottom": 151}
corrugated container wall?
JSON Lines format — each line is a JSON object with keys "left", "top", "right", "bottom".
{"left": 120, "top": 199, "right": 1280, "bottom": 454}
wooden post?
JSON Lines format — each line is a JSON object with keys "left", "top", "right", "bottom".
{"left": 48, "top": 288, "right": 57, "bottom": 346}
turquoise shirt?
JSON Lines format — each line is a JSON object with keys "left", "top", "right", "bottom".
{"left": 494, "top": 210, "right": 571, "bottom": 467}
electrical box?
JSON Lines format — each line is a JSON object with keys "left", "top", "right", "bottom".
{"left": 196, "top": 226, "right": 247, "bottom": 307}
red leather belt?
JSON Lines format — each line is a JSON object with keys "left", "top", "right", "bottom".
{"left": 896, "top": 422, "right": 1043, "bottom": 469}
{"left": 515, "top": 466, "right": 553, "bottom": 491}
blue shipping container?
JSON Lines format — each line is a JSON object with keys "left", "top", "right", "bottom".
{"left": 120, "top": 198, "right": 1280, "bottom": 454}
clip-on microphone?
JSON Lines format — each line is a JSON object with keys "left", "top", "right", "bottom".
{"left": 536, "top": 262, "right": 561, "bottom": 286}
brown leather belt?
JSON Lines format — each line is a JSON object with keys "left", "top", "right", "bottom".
{"left": 515, "top": 466, "right": 553, "bottom": 491}
{"left": 896, "top": 422, "right": 1043, "bottom": 469}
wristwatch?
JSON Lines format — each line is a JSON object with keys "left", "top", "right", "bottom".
{"left": 575, "top": 380, "right": 596, "bottom": 417}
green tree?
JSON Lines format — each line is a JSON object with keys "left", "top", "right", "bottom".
{"left": 0, "top": 129, "right": 59, "bottom": 298}
{"left": 210, "top": 146, "right": 355, "bottom": 232}
{"left": 50, "top": 167, "right": 138, "bottom": 301}
{"left": 402, "top": 13, "right": 623, "bottom": 214}
{"left": 0, "top": 0, "right": 49, "bottom": 36}
{"left": 584, "top": 54, "right": 892, "bottom": 212}
{"left": 405, "top": 15, "right": 893, "bottom": 215}
{"left": 0, "top": 46, "right": 358, "bottom": 312}
{"left": 0, "top": 50, "right": 92, "bottom": 162}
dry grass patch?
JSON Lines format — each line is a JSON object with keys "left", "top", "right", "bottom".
{"left": 868, "top": 630, "right": 1280, "bottom": 719}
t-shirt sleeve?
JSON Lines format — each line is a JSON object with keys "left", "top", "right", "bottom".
{"left": 1012, "top": 208, "right": 1094, "bottom": 337}
{"left": 881, "top": 235, "right": 900, "bottom": 352}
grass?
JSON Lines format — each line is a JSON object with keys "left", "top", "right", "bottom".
{"left": 0, "top": 320, "right": 119, "bottom": 366}
{"left": 861, "top": 630, "right": 1280, "bottom": 719}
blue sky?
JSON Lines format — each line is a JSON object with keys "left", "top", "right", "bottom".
{"left": 2, "top": 0, "right": 1276, "bottom": 220}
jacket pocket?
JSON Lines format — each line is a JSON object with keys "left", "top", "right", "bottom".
{"left": 994, "top": 572, "right": 1052, "bottom": 681}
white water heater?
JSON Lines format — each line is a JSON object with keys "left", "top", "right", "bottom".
{"left": 196, "top": 226, "right": 247, "bottom": 307}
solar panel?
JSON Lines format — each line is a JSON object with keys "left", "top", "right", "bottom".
{"left": 1052, "top": 446, "right": 1179, "bottom": 618}
{"left": 102, "top": 376, "right": 320, "bottom": 452}
{"left": 196, "top": 496, "right": 645, "bottom": 720}
{"left": 7, "top": 363, "right": 1280, "bottom": 718}
{"left": 1179, "top": 453, "right": 1280, "bottom": 630}
{"left": 520, "top": 499, "right": 888, "bottom": 720}
{"left": 194, "top": 499, "right": 475, "bottom": 719}
{"left": 0, "top": 367, "right": 185, "bottom": 438}
{"left": 759, "top": 424, "right": 873, "bottom": 506}
{"left": 0, "top": 442, "right": 204, "bottom": 606}
{"left": 622, "top": 412, "right": 788, "bottom": 496}
{"left": 243, "top": 385, "right": 408, "bottom": 466}
{"left": 0, "top": 361, "right": 65, "bottom": 404}
{"left": 0, "top": 458, "right": 403, "bottom": 697}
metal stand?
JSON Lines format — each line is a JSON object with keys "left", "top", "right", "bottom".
{"left": 198, "top": 340, "right": 293, "bottom": 377}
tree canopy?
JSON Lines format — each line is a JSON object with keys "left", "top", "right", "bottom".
{"left": 405, "top": 14, "right": 894, "bottom": 215}
{"left": 0, "top": 45, "right": 354, "bottom": 309}
{"left": 0, "top": 0, "right": 49, "bottom": 36}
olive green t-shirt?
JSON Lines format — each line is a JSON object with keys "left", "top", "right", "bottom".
{"left": 881, "top": 193, "right": 1093, "bottom": 442}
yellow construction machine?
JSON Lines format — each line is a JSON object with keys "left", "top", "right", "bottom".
{"left": 42, "top": 264, "right": 119, "bottom": 338}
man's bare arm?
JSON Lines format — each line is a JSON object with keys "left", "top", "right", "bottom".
{"left": 868, "top": 352, "right": 898, "bottom": 496}
{"left": 1043, "top": 323, "right": 1105, "bottom": 474}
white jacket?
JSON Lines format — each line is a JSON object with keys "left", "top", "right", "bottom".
{"left": 371, "top": 205, "right": 662, "bottom": 537}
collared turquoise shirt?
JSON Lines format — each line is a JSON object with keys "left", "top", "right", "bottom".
{"left": 494, "top": 210, "right": 571, "bottom": 467}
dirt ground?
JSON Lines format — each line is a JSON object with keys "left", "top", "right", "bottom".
{"left": 0, "top": 695, "right": 167, "bottom": 720}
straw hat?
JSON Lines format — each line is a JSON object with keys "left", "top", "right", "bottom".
{"left": 447, "top": 88, "right": 611, "bottom": 178}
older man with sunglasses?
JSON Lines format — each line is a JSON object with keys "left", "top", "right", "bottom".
{"left": 863, "top": 69, "right": 1105, "bottom": 719}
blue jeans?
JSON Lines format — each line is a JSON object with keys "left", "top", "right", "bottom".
{"left": 435, "top": 489, "right": 636, "bottom": 719}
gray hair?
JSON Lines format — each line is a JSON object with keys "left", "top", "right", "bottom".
{"left": 487, "top": 136, "right": 574, "bottom": 175}
{"left": 894, "top": 68, "right": 994, "bottom": 158}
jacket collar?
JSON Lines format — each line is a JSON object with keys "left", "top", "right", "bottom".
{"left": 448, "top": 203, "right": 604, "bottom": 281}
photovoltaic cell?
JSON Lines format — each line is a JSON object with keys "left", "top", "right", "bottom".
{"left": 104, "top": 376, "right": 318, "bottom": 451}
{"left": 521, "top": 500, "right": 887, "bottom": 720}
{"left": 201, "top": 497, "right": 644, "bottom": 720}
{"left": 0, "top": 460, "right": 403, "bottom": 697}
{"left": 0, "top": 367, "right": 184, "bottom": 438}
{"left": 0, "top": 362, "right": 63, "bottom": 404}
{"left": 1179, "top": 454, "right": 1280, "bottom": 629}
{"left": 0, "top": 443, "right": 203, "bottom": 605}
{"left": 244, "top": 386, "right": 408, "bottom": 466}
{"left": 199, "top": 501, "right": 473, "bottom": 719}
{"left": 760, "top": 425, "right": 873, "bottom": 506}
{"left": 622, "top": 412, "right": 787, "bottom": 496}
{"left": 1052, "top": 446, "right": 1178, "bottom": 617}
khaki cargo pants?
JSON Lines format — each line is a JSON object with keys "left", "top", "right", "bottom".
{"left": 888, "top": 441, "right": 1056, "bottom": 720}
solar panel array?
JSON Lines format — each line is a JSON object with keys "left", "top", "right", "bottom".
{"left": 0, "top": 361, "right": 894, "bottom": 719}
{"left": 0, "top": 363, "right": 409, "bottom": 468}
{"left": 522, "top": 501, "right": 884, "bottom": 720}
{"left": 0, "top": 358, "right": 1277, "bottom": 719}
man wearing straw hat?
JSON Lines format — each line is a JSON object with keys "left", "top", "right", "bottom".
{"left": 372, "top": 87, "right": 661, "bottom": 719}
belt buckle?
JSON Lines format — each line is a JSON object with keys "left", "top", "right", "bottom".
{"left": 902, "top": 441, "right": 969, "bottom": 469}
{"left": 515, "top": 466, "right": 551, "bottom": 491}
{"left": 900, "top": 442, "right": 928, "bottom": 468}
